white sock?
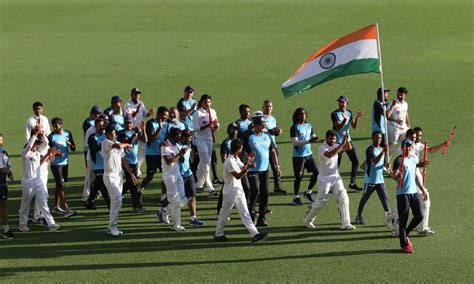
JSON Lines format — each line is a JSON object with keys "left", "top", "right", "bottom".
{"left": 294, "top": 195, "right": 299, "bottom": 199}
{"left": 4, "top": 225, "right": 10, "bottom": 233}
{"left": 191, "top": 215, "right": 196, "bottom": 220}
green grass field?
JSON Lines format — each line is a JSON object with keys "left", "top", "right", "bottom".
{"left": 0, "top": 0, "right": 473, "bottom": 282}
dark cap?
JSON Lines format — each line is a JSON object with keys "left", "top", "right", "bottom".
{"left": 227, "top": 122, "right": 239, "bottom": 133}
{"left": 90, "top": 105, "right": 102, "bottom": 115}
{"left": 184, "top": 85, "right": 194, "bottom": 92}
{"left": 111, "top": 95, "right": 122, "bottom": 104}
{"left": 402, "top": 139, "right": 413, "bottom": 147}
{"left": 252, "top": 115, "right": 266, "bottom": 125}
{"left": 131, "top": 88, "right": 141, "bottom": 95}
{"left": 377, "top": 88, "right": 390, "bottom": 96}
{"left": 336, "top": 96, "right": 349, "bottom": 104}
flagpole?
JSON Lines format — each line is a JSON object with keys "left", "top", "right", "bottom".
{"left": 375, "top": 23, "right": 389, "bottom": 162}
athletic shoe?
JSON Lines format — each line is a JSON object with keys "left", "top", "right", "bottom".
{"left": 340, "top": 224, "right": 356, "bottom": 230}
{"left": 251, "top": 213, "right": 260, "bottom": 225}
{"left": 256, "top": 220, "right": 269, "bottom": 227}
{"left": 84, "top": 201, "right": 97, "bottom": 210}
{"left": 31, "top": 217, "right": 47, "bottom": 226}
{"left": 401, "top": 245, "right": 414, "bottom": 253}
{"left": 208, "top": 190, "right": 218, "bottom": 197}
{"left": 63, "top": 209, "right": 77, "bottom": 218}
{"left": 406, "top": 237, "right": 413, "bottom": 247}
{"left": 273, "top": 188, "right": 287, "bottom": 195}
{"left": 355, "top": 215, "right": 365, "bottom": 225}
{"left": 171, "top": 225, "right": 186, "bottom": 232}
{"left": 303, "top": 190, "right": 314, "bottom": 203}
{"left": 384, "top": 211, "right": 393, "bottom": 229}
{"left": 265, "top": 209, "right": 272, "bottom": 215}
{"left": 48, "top": 224, "right": 63, "bottom": 232}
{"left": 292, "top": 197, "right": 304, "bottom": 206}
{"left": 19, "top": 225, "right": 30, "bottom": 232}
{"left": 213, "top": 235, "right": 228, "bottom": 242}
{"left": 304, "top": 221, "right": 315, "bottom": 229}
{"left": 3, "top": 230, "right": 15, "bottom": 240}
{"left": 348, "top": 183, "right": 363, "bottom": 192}
{"left": 107, "top": 226, "right": 123, "bottom": 237}
{"left": 251, "top": 232, "right": 268, "bottom": 243}
{"left": 417, "top": 228, "right": 435, "bottom": 236}
{"left": 190, "top": 218, "right": 206, "bottom": 226}
{"left": 132, "top": 207, "right": 147, "bottom": 213}
{"left": 212, "top": 178, "right": 224, "bottom": 185}
{"left": 51, "top": 207, "right": 66, "bottom": 215}
{"left": 137, "top": 185, "right": 144, "bottom": 193}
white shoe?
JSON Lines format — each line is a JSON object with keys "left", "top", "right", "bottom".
{"left": 340, "top": 224, "right": 356, "bottom": 230}
{"left": 19, "top": 224, "right": 30, "bottom": 232}
{"left": 171, "top": 225, "right": 186, "bottom": 232}
{"left": 48, "top": 224, "right": 63, "bottom": 232}
{"left": 304, "top": 221, "right": 315, "bottom": 229}
{"left": 384, "top": 211, "right": 392, "bottom": 229}
{"left": 417, "top": 228, "right": 435, "bottom": 236}
{"left": 107, "top": 226, "right": 123, "bottom": 237}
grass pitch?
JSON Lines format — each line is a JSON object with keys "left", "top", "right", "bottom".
{"left": 0, "top": 0, "right": 473, "bottom": 282}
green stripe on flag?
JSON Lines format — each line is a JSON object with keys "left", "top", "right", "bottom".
{"left": 282, "top": 58, "right": 380, "bottom": 98}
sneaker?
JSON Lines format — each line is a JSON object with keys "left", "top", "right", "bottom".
{"left": 51, "top": 207, "right": 66, "bottom": 215}
{"left": 384, "top": 211, "right": 392, "bottom": 229}
{"left": 265, "top": 208, "right": 272, "bottom": 215}
{"left": 190, "top": 218, "right": 206, "bottom": 226}
{"left": 212, "top": 178, "right": 224, "bottom": 185}
{"left": 251, "top": 213, "right": 260, "bottom": 225}
{"left": 3, "top": 230, "right": 15, "bottom": 240}
{"left": 19, "top": 225, "right": 30, "bottom": 232}
{"left": 213, "top": 235, "right": 228, "bottom": 242}
{"left": 48, "top": 224, "right": 63, "bottom": 232}
{"left": 401, "top": 244, "right": 414, "bottom": 253}
{"left": 171, "top": 225, "right": 186, "bottom": 232}
{"left": 303, "top": 190, "right": 314, "bottom": 203}
{"left": 340, "top": 224, "right": 356, "bottom": 230}
{"left": 273, "top": 188, "right": 287, "bottom": 195}
{"left": 348, "top": 183, "right": 363, "bottom": 192}
{"left": 251, "top": 232, "right": 268, "bottom": 243}
{"left": 355, "top": 215, "right": 365, "bottom": 225}
{"left": 63, "top": 209, "right": 77, "bottom": 218}
{"left": 292, "top": 197, "right": 304, "bottom": 206}
{"left": 107, "top": 226, "right": 123, "bottom": 237}
{"left": 201, "top": 187, "right": 213, "bottom": 193}
{"left": 208, "top": 190, "right": 218, "bottom": 197}
{"left": 137, "top": 185, "right": 144, "bottom": 194}
{"left": 132, "top": 207, "right": 147, "bottom": 213}
{"left": 417, "top": 228, "right": 435, "bottom": 236}
{"left": 304, "top": 221, "right": 315, "bottom": 229}
{"left": 31, "top": 217, "right": 47, "bottom": 226}
{"left": 256, "top": 220, "right": 268, "bottom": 227}
{"left": 406, "top": 237, "right": 412, "bottom": 247}
{"left": 84, "top": 201, "right": 97, "bottom": 210}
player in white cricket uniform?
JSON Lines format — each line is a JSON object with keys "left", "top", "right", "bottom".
{"left": 160, "top": 128, "right": 187, "bottom": 231}
{"left": 303, "top": 130, "right": 355, "bottom": 230}
{"left": 18, "top": 126, "right": 62, "bottom": 232}
{"left": 387, "top": 87, "right": 410, "bottom": 148}
{"left": 32, "top": 130, "right": 51, "bottom": 224}
{"left": 25, "top": 102, "right": 51, "bottom": 143}
{"left": 214, "top": 139, "right": 268, "bottom": 243}
{"left": 102, "top": 124, "right": 136, "bottom": 236}
{"left": 192, "top": 94, "right": 219, "bottom": 195}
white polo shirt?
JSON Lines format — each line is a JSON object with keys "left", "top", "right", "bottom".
{"left": 318, "top": 142, "right": 340, "bottom": 177}
{"left": 25, "top": 115, "right": 51, "bottom": 143}
{"left": 102, "top": 139, "right": 124, "bottom": 176}
{"left": 387, "top": 100, "right": 408, "bottom": 129}
{"left": 192, "top": 108, "right": 218, "bottom": 141}
{"left": 223, "top": 155, "right": 244, "bottom": 192}
{"left": 160, "top": 140, "right": 181, "bottom": 177}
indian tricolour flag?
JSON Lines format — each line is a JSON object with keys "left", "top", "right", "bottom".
{"left": 282, "top": 24, "right": 380, "bottom": 98}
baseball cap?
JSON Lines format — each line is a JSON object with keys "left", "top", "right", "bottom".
{"left": 131, "top": 88, "right": 141, "bottom": 94}
{"left": 227, "top": 122, "right": 239, "bottom": 133}
{"left": 402, "top": 139, "right": 413, "bottom": 147}
{"left": 90, "top": 105, "right": 102, "bottom": 115}
{"left": 377, "top": 88, "right": 390, "bottom": 96}
{"left": 336, "top": 96, "right": 349, "bottom": 104}
{"left": 252, "top": 115, "right": 266, "bottom": 125}
{"left": 184, "top": 85, "right": 195, "bottom": 92}
{"left": 111, "top": 95, "right": 122, "bottom": 104}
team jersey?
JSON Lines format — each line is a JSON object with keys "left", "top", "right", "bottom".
{"left": 265, "top": 115, "right": 278, "bottom": 145}
{"left": 109, "top": 111, "right": 125, "bottom": 131}
{"left": 331, "top": 109, "right": 353, "bottom": 144}
{"left": 290, "top": 123, "right": 314, "bottom": 157}
{"left": 192, "top": 108, "right": 218, "bottom": 141}
{"left": 235, "top": 118, "right": 252, "bottom": 139}
{"left": 364, "top": 145, "right": 384, "bottom": 184}
{"left": 318, "top": 142, "right": 340, "bottom": 177}
{"left": 82, "top": 117, "right": 95, "bottom": 135}
{"left": 161, "top": 140, "right": 181, "bottom": 177}
{"left": 48, "top": 129, "right": 75, "bottom": 166}
{"left": 397, "top": 141, "right": 423, "bottom": 163}
{"left": 179, "top": 117, "right": 193, "bottom": 131}
{"left": 88, "top": 132, "right": 106, "bottom": 172}
{"left": 223, "top": 155, "right": 244, "bottom": 192}
{"left": 146, "top": 118, "right": 168, "bottom": 155}
{"left": 0, "top": 149, "right": 12, "bottom": 188}
{"left": 117, "top": 129, "right": 139, "bottom": 165}
{"left": 246, "top": 131, "right": 274, "bottom": 172}
{"left": 168, "top": 120, "right": 186, "bottom": 131}
{"left": 124, "top": 100, "right": 148, "bottom": 125}
{"left": 393, "top": 154, "right": 418, "bottom": 195}
{"left": 220, "top": 137, "right": 233, "bottom": 158}
{"left": 372, "top": 100, "right": 386, "bottom": 134}
{"left": 25, "top": 115, "right": 51, "bottom": 143}
{"left": 177, "top": 97, "right": 197, "bottom": 131}
{"left": 102, "top": 139, "right": 125, "bottom": 176}
{"left": 178, "top": 143, "right": 193, "bottom": 178}
{"left": 387, "top": 100, "right": 408, "bottom": 129}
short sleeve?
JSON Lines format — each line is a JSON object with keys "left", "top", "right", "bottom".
{"left": 290, "top": 125, "right": 297, "bottom": 138}
{"left": 393, "top": 156, "right": 402, "bottom": 172}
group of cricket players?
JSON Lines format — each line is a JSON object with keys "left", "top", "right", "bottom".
{"left": 0, "top": 86, "right": 449, "bottom": 253}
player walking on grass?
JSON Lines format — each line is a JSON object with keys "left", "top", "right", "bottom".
{"left": 331, "top": 96, "right": 365, "bottom": 191}
{"left": 290, "top": 107, "right": 319, "bottom": 206}
{"left": 355, "top": 131, "right": 391, "bottom": 225}
{"left": 392, "top": 139, "right": 428, "bottom": 253}
{"left": 102, "top": 124, "right": 137, "bottom": 236}
{"left": 214, "top": 139, "right": 268, "bottom": 243}
{"left": 0, "top": 134, "right": 15, "bottom": 239}
{"left": 81, "top": 106, "right": 102, "bottom": 202}
{"left": 19, "top": 126, "right": 62, "bottom": 233}
{"left": 48, "top": 118, "right": 77, "bottom": 217}
{"left": 303, "top": 130, "right": 355, "bottom": 230}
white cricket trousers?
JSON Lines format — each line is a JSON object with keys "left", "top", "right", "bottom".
{"left": 82, "top": 153, "right": 95, "bottom": 201}
{"left": 387, "top": 122, "right": 408, "bottom": 147}
{"left": 194, "top": 138, "right": 214, "bottom": 191}
{"left": 163, "top": 174, "right": 184, "bottom": 227}
{"left": 20, "top": 178, "right": 55, "bottom": 226}
{"left": 216, "top": 188, "right": 259, "bottom": 237}
{"left": 416, "top": 189, "right": 431, "bottom": 231}
{"left": 137, "top": 142, "right": 146, "bottom": 176}
{"left": 304, "top": 175, "right": 351, "bottom": 227}
{"left": 104, "top": 174, "right": 123, "bottom": 228}
{"left": 34, "top": 170, "right": 49, "bottom": 220}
